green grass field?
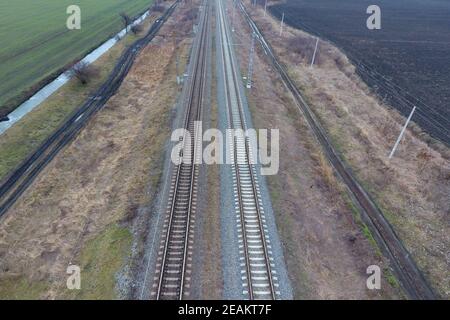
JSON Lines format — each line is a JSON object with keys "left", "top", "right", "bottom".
{"left": 0, "top": 0, "right": 153, "bottom": 116}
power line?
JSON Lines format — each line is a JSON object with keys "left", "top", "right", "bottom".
{"left": 355, "top": 59, "right": 450, "bottom": 126}
{"left": 356, "top": 63, "right": 450, "bottom": 137}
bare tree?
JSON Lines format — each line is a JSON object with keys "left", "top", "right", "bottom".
{"left": 119, "top": 12, "right": 132, "bottom": 30}
{"left": 131, "top": 24, "right": 143, "bottom": 35}
{"left": 70, "top": 62, "right": 99, "bottom": 85}
{"left": 152, "top": 4, "right": 165, "bottom": 13}
{"left": 182, "top": 8, "right": 198, "bottom": 22}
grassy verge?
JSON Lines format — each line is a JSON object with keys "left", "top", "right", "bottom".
{"left": 200, "top": 19, "right": 223, "bottom": 297}
{"left": 62, "top": 224, "right": 132, "bottom": 300}
{"left": 265, "top": 173, "right": 313, "bottom": 299}
{"left": 0, "top": 278, "right": 49, "bottom": 300}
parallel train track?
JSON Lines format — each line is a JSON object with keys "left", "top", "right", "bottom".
{"left": 217, "top": 0, "right": 279, "bottom": 300}
{"left": 151, "top": 0, "right": 210, "bottom": 300}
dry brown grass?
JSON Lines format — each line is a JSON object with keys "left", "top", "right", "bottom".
{"left": 312, "top": 151, "right": 338, "bottom": 194}
{"left": 200, "top": 94, "right": 223, "bottom": 299}
{"left": 245, "top": 0, "right": 450, "bottom": 298}
{"left": 198, "top": 18, "right": 223, "bottom": 298}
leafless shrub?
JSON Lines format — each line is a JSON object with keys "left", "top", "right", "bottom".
{"left": 131, "top": 24, "right": 143, "bottom": 35}
{"left": 334, "top": 55, "right": 346, "bottom": 70}
{"left": 380, "top": 117, "right": 401, "bottom": 140}
{"left": 416, "top": 149, "right": 433, "bottom": 171}
{"left": 316, "top": 91, "right": 333, "bottom": 104}
{"left": 182, "top": 8, "right": 198, "bottom": 22}
{"left": 261, "top": 21, "right": 272, "bottom": 31}
{"left": 312, "top": 151, "right": 339, "bottom": 195}
{"left": 70, "top": 62, "right": 99, "bottom": 85}
{"left": 287, "top": 36, "right": 315, "bottom": 62}
{"left": 152, "top": 4, "right": 165, "bottom": 13}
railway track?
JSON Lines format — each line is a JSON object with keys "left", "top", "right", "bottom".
{"left": 151, "top": 0, "right": 210, "bottom": 300}
{"left": 217, "top": 0, "right": 279, "bottom": 300}
{"left": 0, "top": 2, "right": 179, "bottom": 219}
{"left": 237, "top": 1, "right": 437, "bottom": 299}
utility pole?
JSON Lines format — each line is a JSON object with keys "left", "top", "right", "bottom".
{"left": 389, "top": 106, "right": 416, "bottom": 159}
{"left": 246, "top": 32, "right": 256, "bottom": 89}
{"left": 264, "top": 0, "right": 267, "bottom": 17}
{"left": 279, "top": 12, "right": 284, "bottom": 36}
{"left": 310, "top": 37, "right": 319, "bottom": 67}
{"left": 176, "top": 50, "right": 180, "bottom": 84}
{"left": 231, "top": 0, "right": 235, "bottom": 32}
{"left": 173, "top": 32, "right": 181, "bottom": 84}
